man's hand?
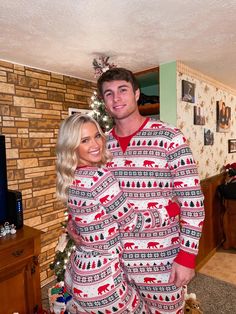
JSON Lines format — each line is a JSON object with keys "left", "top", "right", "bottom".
{"left": 66, "top": 219, "right": 81, "bottom": 245}
{"left": 168, "top": 261, "right": 195, "bottom": 287}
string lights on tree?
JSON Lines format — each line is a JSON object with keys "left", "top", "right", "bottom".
{"left": 50, "top": 56, "right": 117, "bottom": 283}
{"left": 90, "top": 91, "right": 113, "bottom": 131}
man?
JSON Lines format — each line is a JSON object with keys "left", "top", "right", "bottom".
{"left": 97, "top": 68, "right": 205, "bottom": 314}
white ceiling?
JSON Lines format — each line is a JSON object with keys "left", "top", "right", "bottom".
{"left": 1, "top": 0, "right": 236, "bottom": 89}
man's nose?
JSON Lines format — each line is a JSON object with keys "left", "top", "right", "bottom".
{"left": 113, "top": 91, "right": 121, "bottom": 102}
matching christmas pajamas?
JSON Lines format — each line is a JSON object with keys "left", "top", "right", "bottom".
{"left": 65, "top": 167, "right": 155, "bottom": 313}
{"left": 105, "top": 118, "right": 205, "bottom": 314}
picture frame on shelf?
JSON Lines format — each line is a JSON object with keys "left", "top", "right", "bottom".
{"left": 68, "top": 108, "right": 92, "bottom": 116}
{"left": 228, "top": 139, "right": 236, "bottom": 153}
{"left": 182, "top": 80, "right": 195, "bottom": 103}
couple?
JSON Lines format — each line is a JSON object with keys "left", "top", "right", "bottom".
{"left": 56, "top": 68, "right": 205, "bottom": 314}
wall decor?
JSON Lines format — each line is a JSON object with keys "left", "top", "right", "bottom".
{"left": 228, "top": 139, "right": 236, "bottom": 153}
{"left": 68, "top": 108, "right": 92, "bottom": 116}
{"left": 204, "top": 128, "right": 214, "bottom": 145}
{"left": 182, "top": 80, "right": 195, "bottom": 103}
{"left": 194, "top": 106, "right": 205, "bottom": 125}
{"left": 216, "top": 100, "right": 231, "bottom": 132}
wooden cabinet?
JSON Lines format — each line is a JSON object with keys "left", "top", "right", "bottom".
{"left": 196, "top": 173, "right": 225, "bottom": 269}
{"left": 222, "top": 199, "right": 236, "bottom": 249}
{"left": 0, "top": 225, "right": 42, "bottom": 314}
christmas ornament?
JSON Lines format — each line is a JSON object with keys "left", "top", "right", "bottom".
{"left": 92, "top": 56, "right": 116, "bottom": 78}
{"left": 90, "top": 55, "right": 117, "bottom": 131}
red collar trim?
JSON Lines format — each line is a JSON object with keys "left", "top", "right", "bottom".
{"left": 111, "top": 117, "right": 150, "bottom": 140}
{"left": 112, "top": 117, "right": 150, "bottom": 153}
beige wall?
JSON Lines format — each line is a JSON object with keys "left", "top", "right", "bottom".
{"left": 176, "top": 62, "right": 236, "bottom": 179}
{"left": 0, "top": 60, "right": 95, "bottom": 286}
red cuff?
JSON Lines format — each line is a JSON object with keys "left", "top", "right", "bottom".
{"left": 165, "top": 201, "right": 180, "bottom": 218}
{"left": 174, "top": 250, "right": 196, "bottom": 269}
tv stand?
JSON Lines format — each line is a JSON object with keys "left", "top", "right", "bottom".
{"left": 0, "top": 225, "right": 42, "bottom": 314}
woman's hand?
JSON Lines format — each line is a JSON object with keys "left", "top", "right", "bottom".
{"left": 66, "top": 219, "right": 81, "bottom": 245}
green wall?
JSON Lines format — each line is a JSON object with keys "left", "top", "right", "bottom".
{"left": 160, "top": 61, "right": 177, "bottom": 125}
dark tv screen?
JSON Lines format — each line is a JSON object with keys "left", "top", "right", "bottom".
{"left": 0, "top": 135, "right": 8, "bottom": 224}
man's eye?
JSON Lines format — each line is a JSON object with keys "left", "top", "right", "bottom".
{"left": 104, "top": 92, "right": 111, "bottom": 97}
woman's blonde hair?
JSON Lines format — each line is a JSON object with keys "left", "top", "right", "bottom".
{"left": 56, "top": 114, "right": 111, "bottom": 202}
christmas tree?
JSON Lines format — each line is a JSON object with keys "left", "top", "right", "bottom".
{"left": 90, "top": 91, "right": 113, "bottom": 131}
{"left": 50, "top": 56, "right": 117, "bottom": 282}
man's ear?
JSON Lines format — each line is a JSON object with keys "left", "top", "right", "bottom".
{"left": 104, "top": 102, "right": 108, "bottom": 112}
{"left": 135, "top": 88, "right": 140, "bottom": 102}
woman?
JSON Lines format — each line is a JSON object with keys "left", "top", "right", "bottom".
{"left": 56, "top": 114, "right": 154, "bottom": 313}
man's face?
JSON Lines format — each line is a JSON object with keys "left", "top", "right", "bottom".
{"left": 102, "top": 80, "right": 140, "bottom": 120}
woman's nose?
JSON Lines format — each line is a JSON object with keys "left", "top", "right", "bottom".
{"left": 91, "top": 138, "right": 100, "bottom": 147}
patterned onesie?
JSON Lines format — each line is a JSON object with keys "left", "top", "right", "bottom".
{"left": 65, "top": 166, "right": 164, "bottom": 313}
{"left": 105, "top": 118, "right": 205, "bottom": 314}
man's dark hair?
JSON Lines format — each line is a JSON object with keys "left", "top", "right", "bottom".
{"left": 97, "top": 67, "right": 140, "bottom": 99}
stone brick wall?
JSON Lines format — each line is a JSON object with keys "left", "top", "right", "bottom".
{"left": 0, "top": 60, "right": 96, "bottom": 286}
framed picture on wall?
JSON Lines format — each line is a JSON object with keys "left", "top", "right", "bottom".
{"left": 68, "top": 108, "right": 92, "bottom": 116}
{"left": 204, "top": 129, "right": 214, "bottom": 145}
{"left": 228, "top": 139, "right": 236, "bottom": 153}
{"left": 216, "top": 101, "right": 231, "bottom": 132}
{"left": 193, "top": 106, "right": 205, "bottom": 125}
{"left": 182, "top": 80, "right": 195, "bottom": 103}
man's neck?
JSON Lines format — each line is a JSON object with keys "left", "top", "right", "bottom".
{"left": 114, "top": 113, "right": 146, "bottom": 137}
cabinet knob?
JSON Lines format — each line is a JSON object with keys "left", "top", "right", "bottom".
{"left": 12, "top": 249, "right": 24, "bottom": 257}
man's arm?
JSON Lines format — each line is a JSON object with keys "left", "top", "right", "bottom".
{"left": 167, "top": 130, "right": 205, "bottom": 270}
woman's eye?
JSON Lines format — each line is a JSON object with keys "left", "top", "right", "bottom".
{"left": 96, "top": 133, "right": 102, "bottom": 139}
{"left": 81, "top": 139, "right": 88, "bottom": 143}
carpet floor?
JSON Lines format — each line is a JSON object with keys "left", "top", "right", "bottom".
{"left": 41, "top": 272, "right": 236, "bottom": 313}
{"left": 188, "top": 272, "right": 236, "bottom": 313}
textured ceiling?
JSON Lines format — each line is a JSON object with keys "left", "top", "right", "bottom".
{"left": 1, "top": 0, "right": 236, "bottom": 89}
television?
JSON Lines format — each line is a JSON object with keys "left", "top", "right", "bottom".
{"left": 0, "top": 135, "right": 8, "bottom": 225}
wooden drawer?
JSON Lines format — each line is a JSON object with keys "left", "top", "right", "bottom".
{"left": 0, "top": 225, "right": 42, "bottom": 313}
{"left": 0, "top": 238, "right": 34, "bottom": 269}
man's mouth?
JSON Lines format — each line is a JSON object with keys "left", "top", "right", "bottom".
{"left": 113, "top": 104, "right": 126, "bottom": 110}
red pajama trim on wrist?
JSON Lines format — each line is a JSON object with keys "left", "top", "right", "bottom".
{"left": 165, "top": 201, "right": 180, "bottom": 217}
{"left": 174, "top": 250, "right": 196, "bottom": 269}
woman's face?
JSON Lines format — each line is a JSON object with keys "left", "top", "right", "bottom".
{"left": 76, "top": 122, "right": 104, "bottom": 166}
